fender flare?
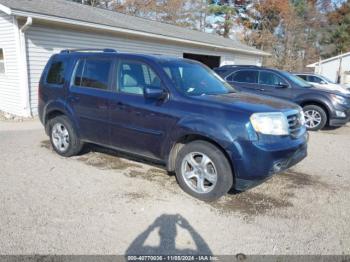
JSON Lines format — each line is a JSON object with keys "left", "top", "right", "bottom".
{"left": 163, "top": 116, "right": 242, "bottom": 171}
{"left": 43, "top": 100, "right": 80, "bottom": 137}
{"left": 297, "top": 95, "right": 333, "bottom": 116}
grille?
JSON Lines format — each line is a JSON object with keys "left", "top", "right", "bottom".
{"left": 287, "top": 112, "right": 303, "bottom": 138}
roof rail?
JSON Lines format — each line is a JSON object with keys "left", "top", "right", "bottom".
{"left": 60, "top": 48, "right": 117, "bottom": 54}
{"left": 220, "top": 64, "right": 260, "bottom": 68}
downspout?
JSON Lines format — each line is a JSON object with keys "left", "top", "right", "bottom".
{"left": 20, "top": 17, "right": 32, "bottom": 32}
{"left": 18, "top": 17, "right": 32, "bottom": 117}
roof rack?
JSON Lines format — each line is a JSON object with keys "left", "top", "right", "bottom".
{"left": 60, "top": 48, "right": 117, "bottom": 54}
{"left": 219, "top": 64, "right": 260, "bottom": 68}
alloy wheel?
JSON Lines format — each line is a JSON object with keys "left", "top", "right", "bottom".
{"left": 304, "top": 109, "right": 322, "bottom": 129}
{"left": 181, "top": 152, "right": 218, "bottom": 194}
{"left": 51, "top": 123, "right": 70, "bottom": 152}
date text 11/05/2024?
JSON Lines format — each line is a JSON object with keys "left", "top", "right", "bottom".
{"left": 127, "top": 255, "right": 221, "bottom": 261}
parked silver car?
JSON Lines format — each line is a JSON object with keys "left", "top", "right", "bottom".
{"left": 295, "top": 73, "right": 350, "bottom": 95}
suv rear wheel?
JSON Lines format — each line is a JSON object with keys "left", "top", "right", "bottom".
{"left": 175, "top": 141, "right": 233, "bottom": 201}
{"left": 303, "top": 105, "right": 327, "bottom": 131}
{"left": 48, "top": 115, "right": 83, "bottom": 157}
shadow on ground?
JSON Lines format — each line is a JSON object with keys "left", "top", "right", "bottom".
{"left": 126, "top": 214, "right": 212, "bottom": 255}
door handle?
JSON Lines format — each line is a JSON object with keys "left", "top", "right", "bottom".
{"left": 258, "top": 88, "right": 266, "bottom": 91}
{"left": 117, "top": 102, "right": 126, "bottom": 110}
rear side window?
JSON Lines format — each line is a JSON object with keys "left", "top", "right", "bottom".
{"left": 73, "top": 59, "right": 112, "bottom": 90}
{"left": 228, "top": 70, "right": 258, "bottom": 83}
{"left": 214, "top": 69, "right": 229, "bottom": 76}
{"left": 47, "top": 61, "right": 65, "bottom": 85}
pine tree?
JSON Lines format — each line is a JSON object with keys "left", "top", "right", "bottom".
{"left": 323, "top": 0, "right": 350, "bottom": 57}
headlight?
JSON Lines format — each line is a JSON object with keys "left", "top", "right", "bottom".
{"left": 250, "top": 112, "right": 289, "bottom": 136}
{"left": 331, "top": 94, "right": 347, "bottom": 105}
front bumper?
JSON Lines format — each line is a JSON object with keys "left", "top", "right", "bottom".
{"left": 228, "top": 132, "right": 308, "bottom": 191}
{"left": 329, "top": 105, "right": 350, "bottom": 126}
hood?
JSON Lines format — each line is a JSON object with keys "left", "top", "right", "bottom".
{"left": 311, "top": 83, "right": 350, "bottom": 95}
{"left": 196, "top": 92, "right": 300, "bottom": 114}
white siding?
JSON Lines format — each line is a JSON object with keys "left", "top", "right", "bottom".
{"left": 0, "top": 13, "right": 22, "bottom": 115}
{"left": 235, "top": 53, "right": 261, "bottom": 65}
{"left": 315, "top": 55, "right": 350, "bottom": 84}
{"left": 25, "top": 24, "right": 260, "bottom": 115}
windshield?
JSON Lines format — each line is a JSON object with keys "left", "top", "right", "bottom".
{"left": 161, "top": 61, "right": 235, "bottom": 96}
{"left": 281, "top": 71, "right": 313, "bottom": 88}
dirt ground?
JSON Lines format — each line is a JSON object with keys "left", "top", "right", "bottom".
{"left": 0, "top": 120, "right": 349, "bottom": 255}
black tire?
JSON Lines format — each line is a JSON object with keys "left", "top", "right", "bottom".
{"left": 303, "top": 105, "right": 327, "bottom": 131}
{"left": 175, "top": 140, "right": 233, "bottom": 201}
{"left": 47, "top": 115, "right": 83, "bottom": 157}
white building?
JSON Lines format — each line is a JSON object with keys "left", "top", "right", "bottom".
{"left": 307, "top": 52, "right": 350, "bottom": 85}
{"left": 0, "top": 0, "right": 268, "bottom": 117}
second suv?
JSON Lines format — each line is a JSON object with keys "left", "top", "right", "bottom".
{"left": 39, "top": 50, "right": 307, "bottom": 201}
{"left": 215, "top": 65, "right": 350, "bottom": 131}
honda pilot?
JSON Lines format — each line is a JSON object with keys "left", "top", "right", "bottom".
{"left": 38, "top": 49, "right": 308, "bottom": 201}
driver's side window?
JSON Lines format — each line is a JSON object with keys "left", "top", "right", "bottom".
{"left": 307, "top": 75, "right": 322, "bottom": 84}
{"left": 118, "top": 60, "right": 161, "bottom": 95}
{"left": 259, "top": 71, "right": 286, "bottom": 86}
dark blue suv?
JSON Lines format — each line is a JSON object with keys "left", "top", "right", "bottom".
{"left": 38, "top": 49, "right": 308, "bottom": 201}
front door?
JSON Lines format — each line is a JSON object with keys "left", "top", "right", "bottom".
{"left": 109, "top": 59, "right": 172, "bottom": 159}
{"left": 257, "top": 70, "right": 292, "bottom": 100}
{"left": 68, "top": 57, "right": 113, "bottom": 144}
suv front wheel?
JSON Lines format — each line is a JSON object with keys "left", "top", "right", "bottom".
{"left": 175, "top": 141, "right": 233, "bottom": 201}
{"left": 303, "top": 105, "right": 327, "bottom": 131}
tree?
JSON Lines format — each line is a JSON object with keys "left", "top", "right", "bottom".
{"left": 238, "top": 0, "right": 327, "bottom": 71}
{"left": 113, "top": 0, "right": 157, "bottom": 18}
{"left": 207, "top": 2, "right": 236, "bottom": 37}
{"left": 71, "top": 0, "right": 108, "bottom": 7}
{"left": 322, "top": 0, "right": 350, "bottom": 57}
{"left": 113, "top": 0, "right": 198, "bottom": 28}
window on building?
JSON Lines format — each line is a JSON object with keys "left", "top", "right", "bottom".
{"left": 73, "top": 59, "right": 112, "bottom": 90}
{"left": 47, "top": 61, "right": 65, "bottom": 84}
{"left": 0, "top": 49, "right": 5, "bottom": 74}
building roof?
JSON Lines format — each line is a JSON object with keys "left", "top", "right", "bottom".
{"left": 0, "top": 0, "right": 269, "bottom": 56}
{"left": 307, "top": 52, "right": 350, "bottom": 67}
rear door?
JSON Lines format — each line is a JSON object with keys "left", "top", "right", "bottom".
{"left": 225, "top": 70, "right": 260, "bottom": 93}
{"left": 68, "top": 57, "right": 113, "bottom": 144}
{"left": 257, "top": 70, "right": 292, "bottom": 100}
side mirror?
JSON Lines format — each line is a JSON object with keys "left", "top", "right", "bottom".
{"left": 144, "top": 86, "right": 168, "bottom": 100}
{"left": 320, "top": 81, "right": 327, "bottom": 84}
{"left": 276, "top": 83, "right": 288, "bottom": 89}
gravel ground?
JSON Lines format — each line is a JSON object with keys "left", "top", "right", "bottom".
{"left": 0, "top": 120, "right": 349, "bottom": 255}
